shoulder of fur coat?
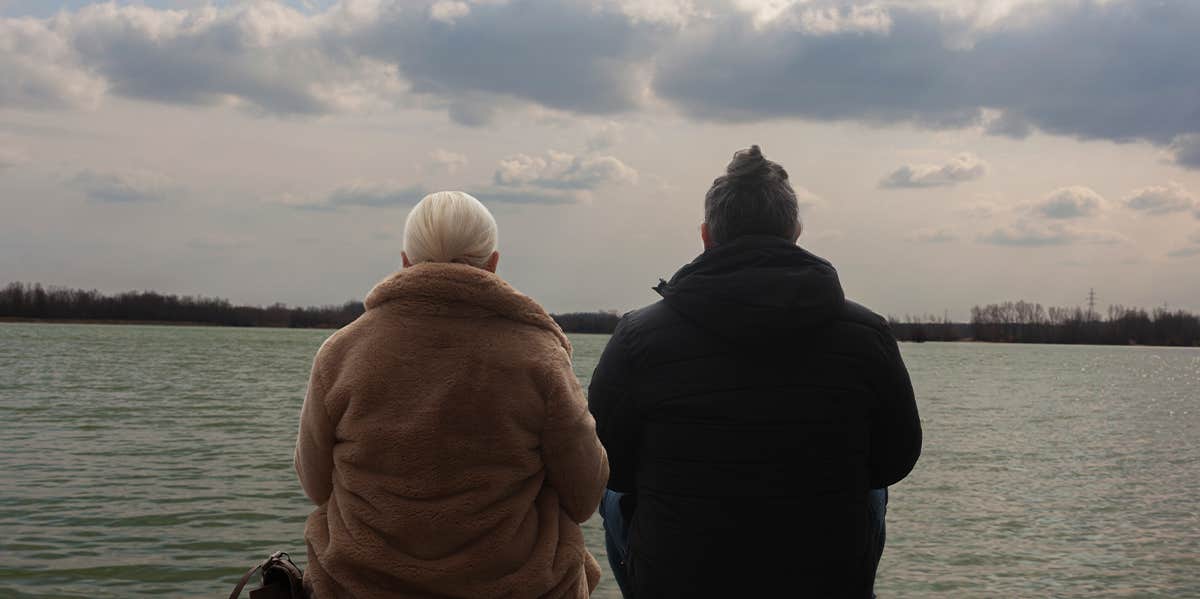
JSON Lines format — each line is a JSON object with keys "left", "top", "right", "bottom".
{"left": 360, "top": 261, "right": 571, "bottom": 353}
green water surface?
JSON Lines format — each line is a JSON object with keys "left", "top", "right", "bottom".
{"left": 1, "top": 323, "right": 1197, "bottom": 598}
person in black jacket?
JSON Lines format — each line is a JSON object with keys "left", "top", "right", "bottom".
{"left": 588, "top": 145, "right": 922, "bottom": 599}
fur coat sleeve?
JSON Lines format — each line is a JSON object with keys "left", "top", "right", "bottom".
{"left": 540, "top": 345, "right": 610, "bottom": 523}
{"left": 295, "top": 338, "right": 336, "bottom": 505}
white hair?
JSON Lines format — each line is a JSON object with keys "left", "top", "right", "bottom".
{"left": 403, "top": 191, "right": 498, "bottom": 268}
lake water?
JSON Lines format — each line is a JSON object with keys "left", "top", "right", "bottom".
{"left": 1, "top": 322, "right": 1198, "bottom": 598}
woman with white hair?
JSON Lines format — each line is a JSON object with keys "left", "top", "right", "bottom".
{"left": 295, "top": 191, "right": 609, "bottom": 599}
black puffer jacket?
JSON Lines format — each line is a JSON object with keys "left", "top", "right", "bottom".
{"left": 588, "top": 236, "right": 921, "bottom": 598}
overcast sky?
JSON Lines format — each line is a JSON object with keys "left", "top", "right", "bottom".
{"left": 3, "top": 0, "right": 1199, "bottom": 318}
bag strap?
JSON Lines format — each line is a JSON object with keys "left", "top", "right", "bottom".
{"left": 228, "top": 560, "right": 266, "bottom": 599}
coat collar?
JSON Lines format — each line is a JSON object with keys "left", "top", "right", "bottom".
{"left": 364, "top": 262, "right": 571, "bottom": 354}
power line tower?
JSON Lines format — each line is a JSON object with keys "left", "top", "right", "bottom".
{"left": 1087, "top": 288, "right": 1098, "bottom": 321}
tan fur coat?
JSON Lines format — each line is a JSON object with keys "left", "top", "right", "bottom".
{"left": 295, "top": 263, "right": 609, "bottom": 599}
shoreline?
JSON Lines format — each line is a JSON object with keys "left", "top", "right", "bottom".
{"left": 4, "top": 318, "right": 1198, "bottom": 348}
{"left": 0, "top": 317, "right": 339, "bottom": 330}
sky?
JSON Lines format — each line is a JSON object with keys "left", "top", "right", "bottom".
{"left": 2, "top": 0, "right": 1199, "bottom": 318}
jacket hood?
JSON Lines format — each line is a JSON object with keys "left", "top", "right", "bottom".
{"left": 655, "top": 235, "right": 846, "bottom": 343}
{"left": 365, "top": 262, "right": 570, "bottom": 354}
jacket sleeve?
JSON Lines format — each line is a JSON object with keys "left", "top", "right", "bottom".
{"left": 867, "top": 329, "right": 922, "bottom": 489}
{"left": 587, "top": 320, "right": 640, "bottom": 493}
{"left": 295, "top": 341, "right": 337, "bottom": 505}
{"left": 541, "top": 344, "right": 610, "bottom": 523}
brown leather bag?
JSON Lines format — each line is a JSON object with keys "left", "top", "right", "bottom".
{"left": 228, "top": 551, "right": 308, "bottom": 599}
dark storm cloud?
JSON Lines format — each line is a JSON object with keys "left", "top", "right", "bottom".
{"left": 1170, "top": 135, "right": 1200, "bottom": 169}
{"left": 655, "top": 3, "right": 979, "bottom": 128}
{"left": 352, "top": 0, "right": 663, "bottom": 124}
{"left": 61, "top": 3, "right": 372, "bottom": 115}
{"left": 4, "top": 1, "right": 1200, "bottom": 164}
{"left": 984, "top": 111, "right": 1034, "bottom": 140}
{"left": 0, "top": 1, "right": 660, "bottom": 123}
{"left": 654, "top": 0, "right": 1200, "bottom": 160}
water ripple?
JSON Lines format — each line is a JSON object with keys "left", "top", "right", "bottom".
{"left": 2, "top": 324, "right": 1198, "bottom": 597}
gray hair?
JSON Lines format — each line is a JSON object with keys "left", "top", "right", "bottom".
{"left": 704, "top": 145, "right": 800, "bottom": 245}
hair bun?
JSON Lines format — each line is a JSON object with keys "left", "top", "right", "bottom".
{"left": 725, "top": 145, "right": 774, "bottom": 179}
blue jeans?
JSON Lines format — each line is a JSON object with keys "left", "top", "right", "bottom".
{"left": 866, "top": 487, "right": 888, "bottom": 598}
{"left": 599, "top": 489, "right": 634, "bottom": 597}
{"left": 599, "top": 488, "right": 888, "bottom": 598}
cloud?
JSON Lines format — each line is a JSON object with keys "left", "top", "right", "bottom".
{"left": 327, "top": 181, "right": 428, "bottom": 207}
{"left": 983, "top": 110, "right": 1033, "bottom": 139}
{"left": 429, "top": 1, "right": 471, "bottom": 24}
{"left": 69, "top": 168, "right": 176, "bottom": 203}
{"left": 880, "top": 153, "right": 988, "bottom": 189}
{"left": 493, "top": 150, "right": 638, "bottom": 190}
{"left": 979, "top": 220, "right": 1126, "bottom": 247}
{"left": 654, "top": 1, "right": 1200, "bottom": 159}
{"left": 1169, "top": 134, "right": 1200, "bottom": 169}
{"left": 1167, "top": 230, "right": 1200, "bottom": 259}
{"left": 1, "top": 1, "right": 659, "bottom": 122}
{"left": 2, "top": 3, "right": 405, "bottom": 116}
{"left": 611, "top": 0, "right": 698, "bottom": 27}
{"left": 276, "top": 177, "right": 590, "bottom": 210}
{"left": 3, "top": 0, "right": 1199, "bottom": 163}
{"left": 1167, "top": 246, "right": 1200, "bottom": 259}
{"left": 907, "top": 227, "right": 958, "bottom": 243}
{"left": 429, "top": 148, "right": 469, "bottom": 174}
{"left": 1125, "top": 182, "right": 1196, "bottom": 215}
{"left": 0, "top": 17, "right": 105, "bottom": 110}
{"left": 1032, "top": 186, "right": 1105, "bottom": 220}
{"left": 354, "top": 0, "right": 663, "bottom": 123}
{"left": 270, "top": 182, "right": 426, "bottom": 210}
{"left": 736, "top": 0, "right": 892, "bottom": 34}
{"left": 979, "top": 222, "right": 1073, "bottom": 247}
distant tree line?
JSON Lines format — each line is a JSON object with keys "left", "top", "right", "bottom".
{"left": 0, "top": 282, "right": 364, "bottom": 329}
{"left": 549, "top": 311, "right": 621, "bottom": 334}
{"left": 0, "top": 282, "right": 624, "bottom": 333}
{"left": 891, "top": 300, "right": 1200, "bottom": 347}
{"left": 7, "top": 282, "right": 1195, "bottom": 344}
{"left": 888, "top": 314, "right": 972, "bottom": 343}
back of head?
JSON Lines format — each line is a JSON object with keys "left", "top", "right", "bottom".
{"left": 403, "top": 191, "right": 498, "bottom": 268}
{"left": 704, "top": 145, "right": 800, "bottom": 245}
